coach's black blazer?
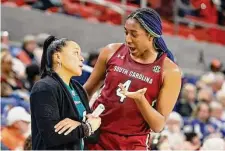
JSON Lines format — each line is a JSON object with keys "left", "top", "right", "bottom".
{"left": 30, "top": 71, "right": 98, "bottom": 150}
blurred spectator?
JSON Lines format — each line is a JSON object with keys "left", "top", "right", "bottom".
{"left": 73, "top": 52, "right": 99, "bottom": 85}
{"left": 200, "top": 137, "right": 225, "bottom": 150}
{"left": 1, "top": 107, "right": 31, "bottom": 150}
{"left": 216, "top": 90, "right": 225, "bottom": 120}
{"left": 1, "top": 80, "right": 30, "bottom": 116}
{"left": 190, "top": 0, "right": 218, "bottom": 24}
{"left": 200, "top": 73, "right": 215, "bottom": 88}
{"left": 155, "top": 0, "right": 174, "bottom": 20}
{"left": 210, "top": 59, "right": 223, "bottom": 73}
{"left": 150, "top": 133, "right": 171, "bottom": 150}
{"left": 1, "top": 50, "right": 30, "bottom": 107}
{"left": 184, "top": 102, "right": 218, "bottom": 140}
{"left": 157, "top": 137, "right": 171, "bottom": 150}
{"left": 1, "top": 31, "right": 23, "bottom": 59}
{"left": 24, "top": 135, "right": 32, "bottom": 150}
{"left": 209, "top": 101, "right": 225, "bottom": 136}
{"left": 25, "top": 64, "right": 40, "bottom": 91}
{"left": 32, "top": 0, "right": 61, "bottom": 10}
{"left": 211, "top": 72, "right": 225, "bottom": 93}
{"left": 1, "top": 51, "right": 25, "bottom": 91}
{"left": 215, "top": 0, "right": 225, "bottom": 25}
{"left": 162, "top": 112, "right": 186, "bottom": 150}
{"left": 34, "top": 33, "right": 50, "bottom": 64}
{"left": 197, "top": 87, "right": 214, "bottom": 104}
{"left": 1, "top": 46, "right": 26, "bottom": 79}
{"left": 185, "top": 132, "right": 201, "bottom": 150}
{"left": 210, "top": 101, "right": 224, "bottom": 120}
{"left": 1, "top": 31, "right": 9, "bottom": 45}
{"left": 165, "top": 112, "right": 184, "bottom": 134}
{"left": 21, "top": 35, "right": 38, "bottom": 64}
{"left": 175, "top": 83, "right": 197, "bottom": 117}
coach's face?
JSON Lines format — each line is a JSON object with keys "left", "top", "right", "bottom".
{"left": 60, "top": 41, "right": 84, "bottom": 76}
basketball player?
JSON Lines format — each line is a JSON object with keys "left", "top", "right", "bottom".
{"left": 84, "top": 8, "right": 182, "bottom": 150}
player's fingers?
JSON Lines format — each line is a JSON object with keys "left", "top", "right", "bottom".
{"left": 118, "top": 83, "right": 126, "bottom": 92}
{"left": 140, "top": 88, "right": 147, "bottom": 94}
{"left": 86, "top": 114, "right": 94, "bottom": 119}
{"left": 58, "top": 124, "right": 71, "bottom": 134}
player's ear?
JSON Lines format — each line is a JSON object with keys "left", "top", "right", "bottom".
{"left": 148, "top": 34, "right": 154, "bottom": 42}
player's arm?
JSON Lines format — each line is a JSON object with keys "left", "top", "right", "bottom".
{"left": 119, "top": 61, "right": 182, "bottom": 132}
{"left": 84, "top": 43, "right": 122, "bottom": 99}
{"left": 152, "top": 64, "right": 182, "bottom": 131}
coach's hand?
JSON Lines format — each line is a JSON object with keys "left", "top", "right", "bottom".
{"left": 118, "top": 83, "right": 147, "bottom": 100}
{"left": 86, "top": 115, "right": 101, "bottom": 132}
{"left": 54, "top": 118, "right": 81, "bottom": 135}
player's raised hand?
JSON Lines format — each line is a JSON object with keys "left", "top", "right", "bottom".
{"left": 118, "top": 83, "right": 147, "bottom": 100}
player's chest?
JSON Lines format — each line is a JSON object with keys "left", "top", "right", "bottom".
{"left": 105, "top": 64, "right": 162, "bottom": 100}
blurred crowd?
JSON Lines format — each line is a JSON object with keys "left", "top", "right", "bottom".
{"left": 1, "top": 1, "right": 225, "bottom": 150}
{"left": 1, "top": 30, "right": 225, "bottom": 150}
{"left": 150, "top": 70, "right": 225, "bottom": 150}
{"left": 2, "top": 0, "right": 225, "bottom": 44}
{"left": 1, "top": 0, "right": 225, "bottom": 26}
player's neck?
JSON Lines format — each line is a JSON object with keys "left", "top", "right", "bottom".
{"left": 131, "top": 47, "right": 158, "bottom": 64}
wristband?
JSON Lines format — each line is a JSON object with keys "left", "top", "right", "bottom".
{"left": 86, "top": 121, "right": 94, "bottom": 135}
{"left": 81, "top": 123, "right": 90, "bottom": 137}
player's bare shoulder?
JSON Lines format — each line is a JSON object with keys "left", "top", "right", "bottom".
{"left": 102, "top": 43, "right": 123, "bottom": 62}
{"left": 163, "top": 57, "right": 182, "bottom": 77}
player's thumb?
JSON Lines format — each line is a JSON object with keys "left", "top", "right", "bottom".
{"left": 141, "top": 88, "right": 147, "bottom": 94}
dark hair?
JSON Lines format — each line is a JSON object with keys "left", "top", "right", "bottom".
{"left": 87, "top": 52, "right": 99, "bottom": 67}
{"left": 24, "top": 135, "right": 32, "bottom": 150}
{"left": 41, "top": 36, "right": 68, "bottom": 77}
{"left": 185, "top": 132, "right": 198, "bottom": 142}
{"left": 26, "top": 63, "right": 40, "bottom": 80}
{"left": 127, "top": 8, "right": 174, "bottom": 61}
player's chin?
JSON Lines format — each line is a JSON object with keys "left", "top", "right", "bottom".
{"left": 130, "top": 50, "right": 139, "bottom": 56}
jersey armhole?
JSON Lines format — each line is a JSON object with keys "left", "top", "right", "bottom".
{"left": 106, "top": 43, "right": 125, "bottom": 66}
{"left": 159, "top": 55, "right": 167, "bottom": 88}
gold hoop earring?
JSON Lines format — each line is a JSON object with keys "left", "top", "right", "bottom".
{"left": 58, "top": 62, "right": 62, "bottom": 68}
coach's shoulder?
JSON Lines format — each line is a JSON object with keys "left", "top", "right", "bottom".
{"left": 31, "top": 77, "right": 57, "bottom": 94}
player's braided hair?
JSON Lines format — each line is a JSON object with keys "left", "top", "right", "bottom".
{"left": 127, "top": 8, "right": 174, "bottom": 62}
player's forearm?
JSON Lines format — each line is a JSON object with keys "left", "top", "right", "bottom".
{"left": 134, "top": 96, "right": 166, "bottom": 133}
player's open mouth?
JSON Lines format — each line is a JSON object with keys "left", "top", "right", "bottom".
{"left": 79, "top": 65, "right": 83, "bottom": 68}
{"left": 129, "top": 47, "right": 136, "bottom": 52}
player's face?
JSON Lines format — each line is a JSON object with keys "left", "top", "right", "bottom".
{"left": 124, "top": 18, "right": 152, "bottom": 57}
{"left": 59, "top": 41, "right": 84, "bottom": 76}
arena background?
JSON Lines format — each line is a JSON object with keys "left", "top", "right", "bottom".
{"left": 1, "top": 0, "right": 225, "bottom": 150}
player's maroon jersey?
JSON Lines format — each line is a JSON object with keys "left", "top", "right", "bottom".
{"left": 92, "top": 44, "right": 167, "bottom": 135}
